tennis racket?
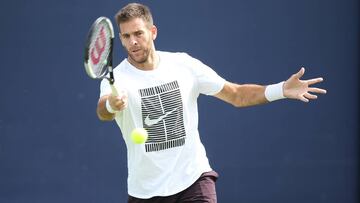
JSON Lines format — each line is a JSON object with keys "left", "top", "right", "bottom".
{"left": 84, "top": 16, "right": 118, "bottom": 96}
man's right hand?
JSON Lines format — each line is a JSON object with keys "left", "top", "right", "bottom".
{"left": 107, "top": 91, "right": 128, "bottom": 112}
{"left": 97, "top": 91, "right": 128, "bottom": 121}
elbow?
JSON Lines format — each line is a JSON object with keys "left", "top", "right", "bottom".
{"left": 232, "top": 101, "right": 245, "bottom": 108}
{"left": 230, "top": 96, "right": 246, "bottom": 108}
{"left": 232, "top": 103, "right": 243, "bottom": 108}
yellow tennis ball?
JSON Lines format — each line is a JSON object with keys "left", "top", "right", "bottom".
{"left": 130, "top": 128, "right": 148, "bottom": 144}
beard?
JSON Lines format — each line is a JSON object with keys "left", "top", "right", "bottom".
{"left": 127, "top": 46, "right": 151, "bottom": 65}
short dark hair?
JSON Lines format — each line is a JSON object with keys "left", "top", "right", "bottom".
{"left": 114, "top": 3, "right": 153, "bottom": 28}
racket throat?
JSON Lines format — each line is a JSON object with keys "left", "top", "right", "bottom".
{"left": 108, "top": 67, "right": 115, "bottom": 85}
{"left": 107, "top": 77, "right": 115, "bottom": 85}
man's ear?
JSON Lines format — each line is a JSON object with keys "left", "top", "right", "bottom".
{"left": 151, "top": 25, "right": 158, "bottom": 40}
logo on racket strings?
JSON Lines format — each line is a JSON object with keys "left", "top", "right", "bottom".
{"left": 90, "top": 26, "right": 107, "bottom": 65}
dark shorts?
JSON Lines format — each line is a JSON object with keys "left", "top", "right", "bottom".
{"left": 128, "top": 171, "right": 219, "bottom": 203}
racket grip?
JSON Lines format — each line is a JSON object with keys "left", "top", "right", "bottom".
{"left": 110, "top": 84, "right": 119, "bottom": 96}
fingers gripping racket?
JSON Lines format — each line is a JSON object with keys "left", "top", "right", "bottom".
{"left": 84, "top": 17, "right": 118, "bottom": 96}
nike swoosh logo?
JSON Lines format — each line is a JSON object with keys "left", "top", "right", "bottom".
{"left": 144, "top": 108, "right": 178, "bottom": 127}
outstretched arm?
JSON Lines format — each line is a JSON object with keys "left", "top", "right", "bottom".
{"left": 214, "top": 67, "right": 327, "bottom": 107}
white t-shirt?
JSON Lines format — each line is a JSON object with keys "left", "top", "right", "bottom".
{"left": 99, "top": 51, "right": 225, "bottom": 199}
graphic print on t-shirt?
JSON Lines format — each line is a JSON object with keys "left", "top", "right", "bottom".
{"left": 139, "top": 81, "right": 186, "bottom": 152}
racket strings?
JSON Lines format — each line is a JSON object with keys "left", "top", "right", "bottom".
{"left": 88, "top": 23, "right": 112, "bottom": 77}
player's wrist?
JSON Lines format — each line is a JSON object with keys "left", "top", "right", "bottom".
{"left": 105, "top": 99, "right": 118, "bottom": 114}
{"left": 265, "top": 81, "right": 286, "bottom": 102}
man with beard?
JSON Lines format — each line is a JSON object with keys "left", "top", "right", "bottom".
{"left": 96, "top": 3, "right": 326, "bottom": 203}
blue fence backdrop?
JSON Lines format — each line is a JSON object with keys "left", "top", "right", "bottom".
{"left": 0, "top": 0, "right": 358, "bottom": 202}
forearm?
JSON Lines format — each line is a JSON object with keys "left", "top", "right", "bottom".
{"left": 235, "top": 84, "right": 268, "bottom": 107}
{"left": 215, "top": 82, "right": 268, "bottom": 107}
{"left": 96, "top": 96, "right": 116, "bottom": 121}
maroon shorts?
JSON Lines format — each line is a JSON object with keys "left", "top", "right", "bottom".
{"left": 128, "top": 171, "right": 219, "bottom": 203}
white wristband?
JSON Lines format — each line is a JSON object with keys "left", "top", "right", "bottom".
{"left": 265, "top": 81, "right": 286, "bottom": 102}
{"left": 106, "top": 99, "right": 118, "bottom": 114}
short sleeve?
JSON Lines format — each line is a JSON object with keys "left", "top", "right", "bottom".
{"left": 183, "top": 53, "right": 225, "bottom": 95}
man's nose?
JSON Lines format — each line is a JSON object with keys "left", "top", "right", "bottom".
{"left": 130, "top": 36, "right": 138, "bottom": 45}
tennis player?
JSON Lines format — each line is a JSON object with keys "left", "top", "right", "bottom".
{"left": 96, "top": 3, "right": 326, "bottom": 203}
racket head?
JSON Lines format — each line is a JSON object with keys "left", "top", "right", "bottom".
{"left": 84, "top": 17, "right": 114, "bottom": 79}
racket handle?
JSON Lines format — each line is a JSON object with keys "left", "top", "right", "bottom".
{"left": 110, "top": 84, "right": 119, "bottom": 96}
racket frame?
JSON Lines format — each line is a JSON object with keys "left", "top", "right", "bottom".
{"left": 84, "top": 17, "right": 118, "bottom": 96}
